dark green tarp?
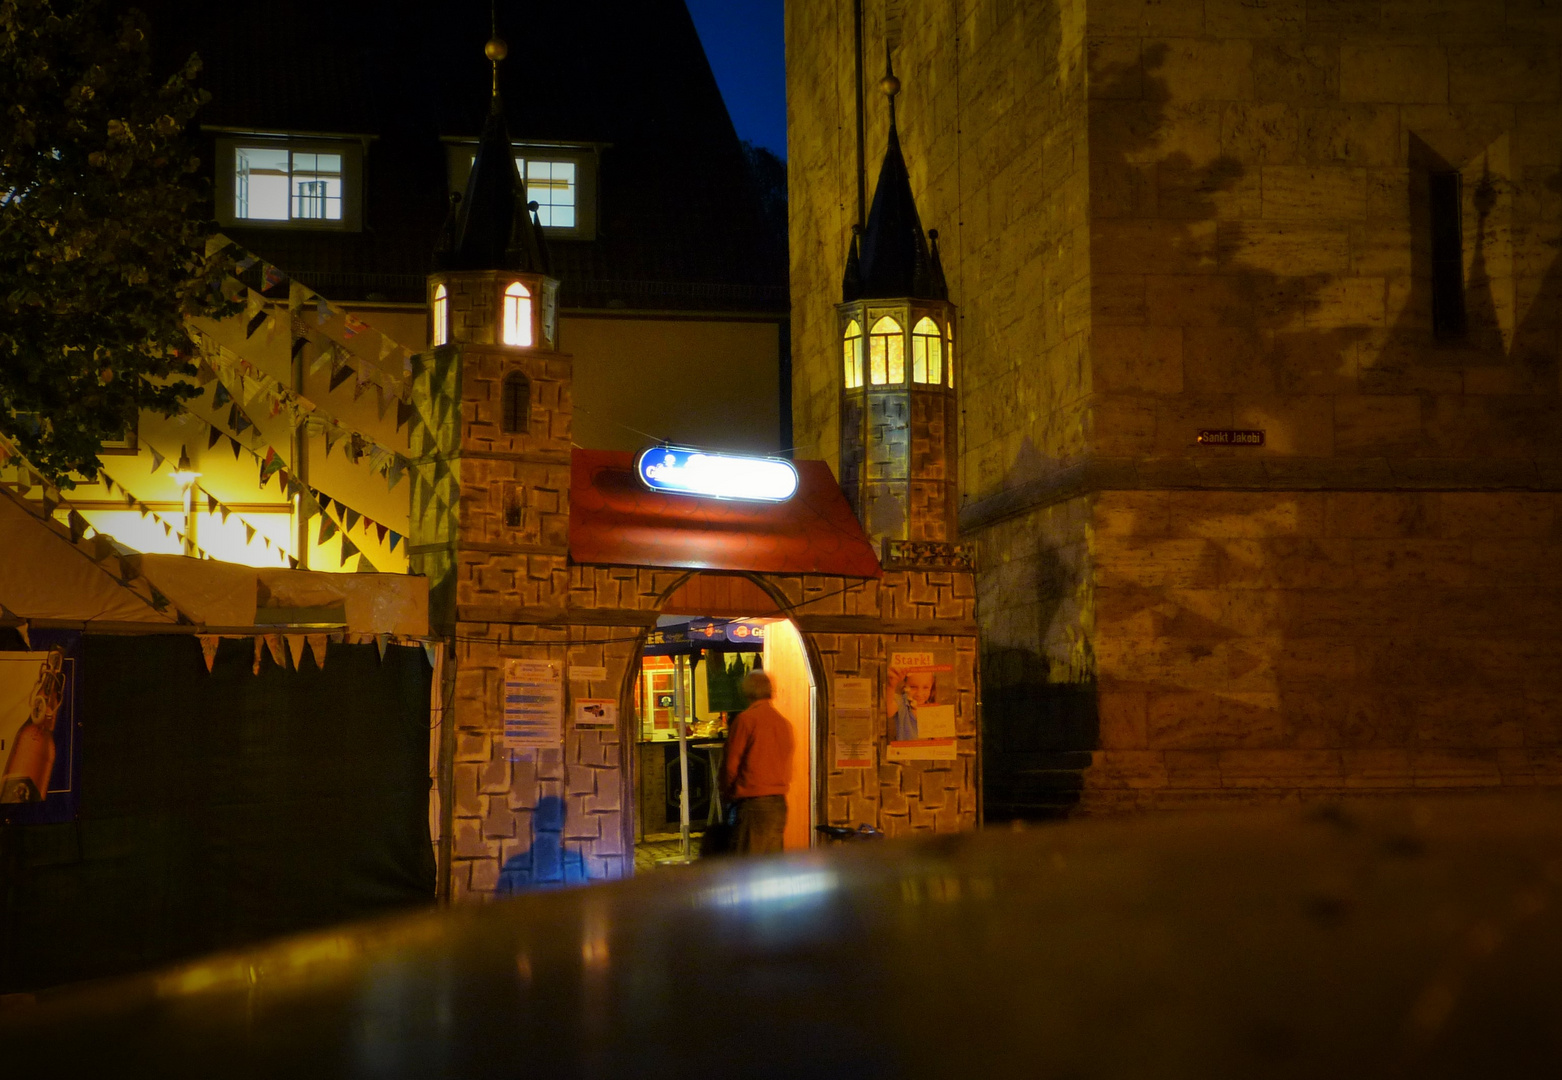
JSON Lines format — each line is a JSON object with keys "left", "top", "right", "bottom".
{"left": 0, "top": 633, "right": 435, "bottom": 993}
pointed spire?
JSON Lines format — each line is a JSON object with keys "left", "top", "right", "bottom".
{"left": 433, "top": 32, "right": 551, "bottom": 275}
{"left": 854, "top": 47, "right": 944, "bottom": 301}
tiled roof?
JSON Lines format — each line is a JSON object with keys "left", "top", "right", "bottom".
{"left": 131, "top": 0, "right": 786, "bottom": 308}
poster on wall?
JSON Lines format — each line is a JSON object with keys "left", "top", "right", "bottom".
{"left": 884, "top": 645, "right": 959, "bottom": 762}
{"left": 502, "top": 659, "right": 563, "bottom": 749}
{"left": 833, "top": 676, "right": 875, "bottom": 769}
{"left": 0, "top": 630, "right": 82, "bottom": 825}
{"left": 574, "top": 698, "right": 617, "bottom": 730}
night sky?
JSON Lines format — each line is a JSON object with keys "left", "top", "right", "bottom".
{"left": 684, "top": 0, "right": 786, "bottom": 157}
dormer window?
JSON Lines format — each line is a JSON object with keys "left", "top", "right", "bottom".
{"left": 212, "top": 134, "right": 365, "bottom": 231}
{"left": 868, "top": 316, "right": 904, "bottom": 386}
{"left": 502, "top": 281, "right": 533, "bottom": 347}
{"left": 431, "top": 284, "right": 449, "bottom": 347}
{"left": 444, "top": 140, "right": 600, "bottom": 240}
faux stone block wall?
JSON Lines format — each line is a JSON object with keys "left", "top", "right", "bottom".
{"left": 443, "top": 564, "right": 979, "bottom": 900}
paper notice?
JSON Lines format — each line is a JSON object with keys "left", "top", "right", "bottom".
{"left": 502, "top": 659, "right": 563, "bottom": 749}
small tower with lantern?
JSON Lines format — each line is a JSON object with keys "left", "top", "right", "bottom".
{"left": 838, "top": 59, "right": 957, "bottom": 551}
{"left": 411, "top": 33, "right": 573, "bottom": 633}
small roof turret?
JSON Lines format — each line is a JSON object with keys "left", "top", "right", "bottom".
{"left": 843, "top": 51, "right": 946, "bottom": 303}
{"left": 434, "top": 35, "right": 551, "bottom": 275}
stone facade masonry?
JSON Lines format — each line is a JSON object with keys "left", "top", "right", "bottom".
{"left": 787, "top": 0, "right": 1562, "bottom": 813}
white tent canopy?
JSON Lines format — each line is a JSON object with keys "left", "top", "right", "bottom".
{"left": 0, "top": 487, "right": 426, "bottom": 636}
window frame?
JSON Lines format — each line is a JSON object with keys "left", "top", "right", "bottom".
{"left": 868, "top": 315, "right": 905, "bottom": 387}
{"left": 212, "top": 132, "right": 367, "bottom": 232}
{"left": 843, "top": 319, "right": 864, "bottom": 390}
{"left": 443, "top": 139, "right": 603, "bottom": 241}
{"left": 502, "top": 281, "right": 535, "bottom": 348}
{"left": 431, "top": 284, "right": 449, "bottom": 347}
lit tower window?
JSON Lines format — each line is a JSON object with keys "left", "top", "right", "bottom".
{"left": 912, "top": 317, "right": 942, "bottom": 385}
{"left": 843, "top": 319, "right": 864, "bottom": 389}
{"left": 868, "top": 315, "right": 903, "bottom": 385}
{"left": 432, "top": 283, "right": 449, "bottom": 346}
{"left": 502, "top": 280, "right": 533, "bottom": 346}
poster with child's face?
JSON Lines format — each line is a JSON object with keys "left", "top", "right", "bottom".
{"left": 884, "top": 645, "right": 958, "bottom": 761}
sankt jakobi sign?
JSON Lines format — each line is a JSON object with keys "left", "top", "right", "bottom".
{"left": 635, "top": 446, "right": 799, "bottom": 502}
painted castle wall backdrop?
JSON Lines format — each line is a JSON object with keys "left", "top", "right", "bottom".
{"left": 787, "top": 0, "right": 1562, "bottom": 811}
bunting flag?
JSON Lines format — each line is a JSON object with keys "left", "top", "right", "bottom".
{"left": 149, "top": 448, "right": 166, "bottom": 472}
{"left": 253, "top": 637, "right": 264, "bottom": 675}
{"left": 317, "top": 515, "right": 338, "bottom": 545}
{"left": 308, "top": 634, "right": 328, "bottom": 670}
{"left": 207, "top": 424, "right": 223, "bottom": 451}
{"left": 263, "top": 634, "right": 286, "bottom": 669}
{"left": 200, "top": 635, "right": 220, "bottom": 673}
{"left": 246, "top": 310, "right": 267, "bottom": 338}
{"left": 286, "top": 634, "right": 307, "bottom": 671}
{"left": 343, "top": 314, "right": 369, "bottom": 338}
{"left": 16, "top": 622, "right": 30, "bottom": 649}
{"left": 339, "top": 535, "right": 359, "bottom": 568}
{"left": 375, "top": 633, "right": 389, "bottom": 661}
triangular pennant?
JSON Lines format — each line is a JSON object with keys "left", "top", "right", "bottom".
{"left": 229, "top": 436, "right": 242, "bottom": 460}
{"left": 264, "top": 634, "right": 286, "bottom": 669}
{"left": 317, "top": 516, "right": 338, "bottom": 545}
{"left": 245, "top": 310, "right": 267, "bottom": 338}
{"left": 287, "top": 555, "right": 299, "bottom": 569}
{"left": 323, "top": 427, "right": 344, "bottom": 456}
{"left": 148, "top": 586, "right": 171, "bottom": 612}
{"left": 149, "top": 449, "right": 166, "bottom": 472}
{"left": 388, "top": 530, "right": 403, "bottom": 553}
{"left": 207, "top": 423, "right": 223, "bottom": 450}
{"left": 307, "top": 634, "right": 328, "bottom": 670}
{"left": 67, "top": 510, "right": 88, "bottom": 544}
{"left": 375, "top": 522, "right": 387, "bottom": 544}
{"left": 16, "top": 622, "right": 30, "bottom": 649}
{"left": 421, "top": 640, "right": 437, "bottom": 668}
{"left": 253, "top": 636, "right": 264, "bottom": 675}
{"left": 375, "top": 633, "right": 389, "bottom": 661}
{"left": 199, "top": 635, "right": 220, "bottom": 673}
{"left": 286, "top": 635, "right": 307, "bottom": 671}
{"left": 343, "top": 508, "right": 360, "bottom": 533}
{"left": 207, "top": 492, "right": 218, "bottom": 515}
{"left": 328, "top": 363, "right": 353, "bottom": 393}
{"left": 263, "top": 263, "right": 286, "bottom": 292}
{"left": 339, "top": 535, "right": 359, "bottom": 568}
{"left": 244, "top": 522, "right": 256, "bottom": 544}
{"left": 343, "top": 314, "right": 369, "bottom": 339}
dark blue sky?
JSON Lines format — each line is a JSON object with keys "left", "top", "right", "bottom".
{"left": 685, "top": 0, "right": 786, "bottom": 157}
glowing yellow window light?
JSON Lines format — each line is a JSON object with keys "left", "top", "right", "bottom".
{"left": 432, "top": 284, "right": 449, "bottom": 347}
{"left": 912, "top": 317, "right": 942, "bottom": 385}
{"left": 842, "top": 319, "right": 863, "bottom": 389}
{"left": 501, "top": 281, "right": 533, "bottom": 347}
{"left": 946, "top": 326, "right": 955, "bottom": 388}
{"left": 869, "top": 315, "right": 903, "bottom": 385}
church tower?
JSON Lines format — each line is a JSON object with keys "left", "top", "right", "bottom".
{"left": 838, "top": 59, "right": 957, "bottom": 550}
{"left": 411, "top": 34, "right": 573, "bottom": 635}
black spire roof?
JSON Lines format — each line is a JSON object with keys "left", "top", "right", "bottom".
{"left": 434, "top": 43, "right": 550, "bottom": 275}
{"left": 843, "top": 57, "right": 946, "bottom": 304}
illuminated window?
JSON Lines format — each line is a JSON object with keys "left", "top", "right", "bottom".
{"left": 501, "top": 371, "right": 530, "bottom": 434}
{"left": 217, "top": 137, "right": 362, "bottom": 231}
{"left": 502, "top": 281, "right": 533, "bottom": 347}
{"left": 946, "top": 325, "right": 955, "bottom": 388}
{"left": 431, "top": 284, "right": 449, "bottom": 347}
{"left": 234, "top": 148, "right": 343, "bottom": 221}
{"left": 912, "top": 317, "right": 942, "bottom": 385}
{"left": 868, "top": 316, "right": 903, "bottom": 386}
{"left": 523, "top": 159, "right": 576, "bottom": 228}
{"left": 843, "top": 319, "right": 864, "bottom": 389}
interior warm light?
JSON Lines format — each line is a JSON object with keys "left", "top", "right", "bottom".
{"left": 635, "top": 446, "right": 800, "bottom": 502}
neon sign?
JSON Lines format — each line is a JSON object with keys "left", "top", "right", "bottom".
{"left": 635, "top": 446, "right": 799, "bottom": 502}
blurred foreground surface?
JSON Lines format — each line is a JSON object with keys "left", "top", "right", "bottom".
{"left": 5, "top": 794, "right": 1562, "bottom": 1077}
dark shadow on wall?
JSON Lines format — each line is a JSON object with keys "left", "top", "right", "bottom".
{"left": 497, "top": 794, "right": 587, "bottom": 892}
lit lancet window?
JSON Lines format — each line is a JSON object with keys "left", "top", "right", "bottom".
{"left": 502, "top": 281, "right": 533, "bottom": 347}
{"left": 843, "top": 320, "right": 864, "bottom": 389}
{"left": 912, "top": 317, "right": 942, "bottom": 385}
{"left": 946, "top": 326, "right": 955, "bottom": 388}
{"left": 868, "top": 316, "right": 904, "bottom": 386}
{"left": 431, "top": 284, "right": 449, "bottom": 347}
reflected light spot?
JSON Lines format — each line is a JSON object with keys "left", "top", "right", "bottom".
{"left": 702, "top": 869, "right": 838, "bottom": 909}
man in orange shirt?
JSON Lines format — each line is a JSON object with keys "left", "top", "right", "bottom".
{"left": 720, "top": 670, "right": 794, "bottom": 855}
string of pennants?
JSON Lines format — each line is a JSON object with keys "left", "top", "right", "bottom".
{"left": 169, "top": 412, "right": 406, "bottom": 571}
{"left": 209, "top": 235, "right": 437, "bottom": 438}
{"left": 0, "top": 432, "right": 180, "bottom": 618}
{"left": 95, "top": 469, "right": 221, "bottom": 563}
{"left": 198, "top": 632, "right": 439, "bottom": 676}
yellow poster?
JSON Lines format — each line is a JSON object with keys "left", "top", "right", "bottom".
{"left": 885, "top": 646, "right": 958, "bottom": 762}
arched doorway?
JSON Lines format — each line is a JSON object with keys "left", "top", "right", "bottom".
{"left": 628, "top": 572, "right": 818, "bottom": 870}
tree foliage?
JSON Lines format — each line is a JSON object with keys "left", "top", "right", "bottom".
{"left": 0, "top": 0, "right": 230, "bottom": 486}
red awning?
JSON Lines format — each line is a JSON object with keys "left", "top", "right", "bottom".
{"left": 569, "top": 450, "right": 882, "bottom": 578}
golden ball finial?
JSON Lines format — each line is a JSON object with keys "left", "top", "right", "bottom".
{"left": 485, "top": 37, "right": 508, "bottom": 62}
{"left": 880, "top": 73, "right": 901, "bottom": 98}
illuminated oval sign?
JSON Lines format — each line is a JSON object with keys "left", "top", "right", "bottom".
{"left": 635, "top": 446, "right": 800, "bottom": 502}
